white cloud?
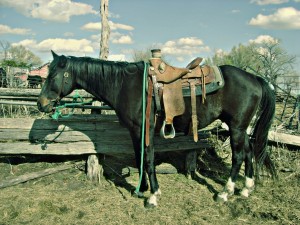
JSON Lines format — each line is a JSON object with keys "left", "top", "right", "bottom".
{"left": 250, "top": 0, "right": 289, "bottom": 5}
{"left": 0, "top": 0, "right": 97, "bottom": 22}
{"left": 38, "top": 38, "right": 94, "bottom": 53}
{"left": 161, "top": 37, "right": 210, "bottom": 56}
{"left": 63, "top": 32, "right": 74, "bottom": 37}
{"left": 108, "top": 54, "right": 126, "bottom": 61}
{"left": 12, "top": 39, "right": 37, "bottom": 47}
{"left": 81, "top": 22, "right": 101, "bottom": 31}
{"left": 249, "top": 35, "right": 279, "bottom": 44}
{"left": 177, "top": 37, "right": 204, "bottom": 46}
{"left": 110, "top": 22, "right": 134, "bottom": 31}
{"left": 12, "top": 38, "right": 94, "bottom": 54}
{"left": 81, "top": 21, "right": 134, "bottom": 32}
{"left": 249, "top": 7, "right": 300, "bottom": 29}
{"left": 0, "top": 24, "right": 31, "bottom": 35}
{"left": 112, "top": 35, "right": 133, "bottom": 44}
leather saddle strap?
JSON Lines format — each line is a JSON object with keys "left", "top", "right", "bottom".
{"left": 189, "top": 80, "right": 198, "bottom": 142}
{"left": 145, "top": 77, "right": 153, "bottom": 147}
{"left": 151, "top": 75, "right": 161, "bottom": 112}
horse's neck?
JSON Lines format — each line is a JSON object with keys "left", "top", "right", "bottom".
{"left": 78, "top": 72, "right": 121, "bottom": 109}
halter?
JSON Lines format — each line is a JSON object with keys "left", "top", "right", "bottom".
{"left": 53, "top": 71, "right": 70, "bottom": 104}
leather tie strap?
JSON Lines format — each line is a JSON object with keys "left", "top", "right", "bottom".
{"left": 145, "top": 77, "right": 153, "bottom": 147}
{"left": 189, "top": 80, "right": 198, "bottom": 142}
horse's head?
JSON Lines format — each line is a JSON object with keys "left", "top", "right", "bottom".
{"left": 37, "top": 50, "right": 76, "bottom": 113}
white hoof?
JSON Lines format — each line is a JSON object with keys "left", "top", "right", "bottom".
{"left": 240, "top": 177, "right": 255, "bottom": 197}
{"left": 216, "top": 192, "right": 229, "bottom": 202}
{"left": 240, "top": 188, "right": 250, "bottom": 197}
{"left": 146, "top": 189, "right": 161, "bottom": 208}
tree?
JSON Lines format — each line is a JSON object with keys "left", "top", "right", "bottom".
{"left": 250, "top": 40, "right": 296, "bottom": 90}
{"left": 0, "top": 40, "right": 11, "bottom": 60}
{"left": 8, "top": 45, "right": 42, "bottom": 68}
{"left": 211, "top": 40, "right": 297, "bottom": 92}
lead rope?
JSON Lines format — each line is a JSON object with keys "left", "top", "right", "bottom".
{"left": 51, "top": 90, "right": 93, "bottom": 120}
{"left": 134, "top": 62, "right": 148, "bottom": 195}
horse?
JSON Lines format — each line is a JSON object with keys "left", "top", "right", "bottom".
{"left": 37, "top": 50, "right": 276, "bottom": 207}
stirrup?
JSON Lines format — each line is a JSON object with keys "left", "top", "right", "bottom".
{"left": 160, "top": 120, "right": 176, "bottom": 139}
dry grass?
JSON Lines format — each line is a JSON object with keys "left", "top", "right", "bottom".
{"left": 0, "top": 145, "right": 299, "bottom": 225}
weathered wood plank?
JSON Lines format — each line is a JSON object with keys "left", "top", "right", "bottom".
{"left": 0, "top": 88, "right": 92, "bottom": 98}
{"left": 0, "top": 164, "right": 74, "bottom": 189}
{"left": 0, "top": 115, "right": 211, "bottom": 155}
{"left": 268, "top": 131, "right": 300, "bottom": 147}
{"left": 0, "top": 137, "right": 210, "bottom": 155}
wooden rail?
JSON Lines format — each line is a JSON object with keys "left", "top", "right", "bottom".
{"left": 0, "top": 115, "right": 211, "bottom": 155}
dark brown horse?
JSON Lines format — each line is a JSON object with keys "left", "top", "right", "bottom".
{"left": 37, "top": 51, "right": 276, "bottom": 207}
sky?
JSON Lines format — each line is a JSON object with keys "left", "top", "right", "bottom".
{"left": 0, "top": 0, "right": 299, "bottom": 71}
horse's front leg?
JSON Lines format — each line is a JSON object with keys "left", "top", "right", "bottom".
{"left": 130, "top": 133, "right": 149, "bottom": 197}
{"left": 144, "top": 144, "right": 161, "bottom": 208}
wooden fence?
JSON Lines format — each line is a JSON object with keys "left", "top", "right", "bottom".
{"left": 0, "top": 88, "right": 212, "bottom": 182}
{"left": 0, "top": 87, "right": 299, "bottom": 183}
{"left": 0, "top": 114, "right": 211, "bottom": 156}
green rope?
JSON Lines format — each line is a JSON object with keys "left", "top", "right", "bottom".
{"left": 134, "top": 62, "right": 148, "bottom": 195}
{"left": 51, "top": 90, "right": 92, "bottom": 120}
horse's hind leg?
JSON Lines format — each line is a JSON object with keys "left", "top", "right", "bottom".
{"left": 240, "top": 141, "right": 255, "bottom": 198}
{"left": 217, "top": 128, "right": 247, "bottom": 202}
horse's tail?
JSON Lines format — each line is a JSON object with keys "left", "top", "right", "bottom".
{"left": 251, "top": 77, "right": 277, "bottom": 179}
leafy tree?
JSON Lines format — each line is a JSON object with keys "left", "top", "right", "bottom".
{"left": 8, "top": 45, "right": 42, "bottom": 68}
{"left": 249, "top": 40, "right": 296, "bottom": 90}
{"left": 211, "top": 40, "right": 297, "bottom": 92}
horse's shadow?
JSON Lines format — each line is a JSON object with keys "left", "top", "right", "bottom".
{"left": 25, "top": 116, "right": 235, "bottom": 198}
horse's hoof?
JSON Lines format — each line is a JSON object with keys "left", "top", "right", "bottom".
{"left": 132, "top": 190, "right": 144, "bottom": 198}
{"left": 145, "top": 201, "right": 157, "bottom": 208}
{"left": 216, "top": 192, "right": 229, "bottom": 203}
{"left": 240, "top": 187, "right": 254, "bottom": 198}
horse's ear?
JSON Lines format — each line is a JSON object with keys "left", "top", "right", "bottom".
{"left": 58, "top": 55, "right": 67, "bottom": 68}
{"left": 51, "top": 50, "right": 58, "bottom": 59}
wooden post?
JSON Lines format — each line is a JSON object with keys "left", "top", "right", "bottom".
{"left": 87, "top": 0, "right": 111, "bottom": 182}
{"left": 87, "top": 154, "right": 103, "bottom": 183}
{"left": 99, "top": 0, "right": 110, "bottom": 60}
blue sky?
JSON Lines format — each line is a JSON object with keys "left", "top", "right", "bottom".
{"left": 0, "top": 0, "right": 299, "bottom": 71}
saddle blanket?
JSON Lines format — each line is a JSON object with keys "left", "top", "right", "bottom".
{"left": 182, "top": 66, "right": 224, "bottom": 97}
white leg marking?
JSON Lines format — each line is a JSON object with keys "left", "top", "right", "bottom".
{"left": 240, "top": 177, "right": 255, "bottom": 198}
{"left": 217, "top": 178, "right": 235, "bottom": 202}
{"left": 225, "top": 178, "right": 235, "bottom": 195}
{"left": 148, "top": 194, "right": 158, "bottom": 206}
{"left": 147, "top": 189, "right": 161, "bottom": 207}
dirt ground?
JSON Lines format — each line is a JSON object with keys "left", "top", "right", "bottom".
{"left": 0, "top": 143, "right": 299, "bottom": 225}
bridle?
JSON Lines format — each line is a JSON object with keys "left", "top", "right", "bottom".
{"left": 49, "top": 71, "right": 70, "bottom": 106}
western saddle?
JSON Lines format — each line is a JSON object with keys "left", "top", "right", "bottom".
{"left": 148, "top": 49, "right": 223, "bottom": 143}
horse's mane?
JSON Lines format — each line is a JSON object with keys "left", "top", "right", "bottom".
{"left": 50, "top": 55, "right": 143, "bottom": 91}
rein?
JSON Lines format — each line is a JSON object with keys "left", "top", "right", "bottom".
{"left": 134, "top": 62, "right": 148, "bottom": 195}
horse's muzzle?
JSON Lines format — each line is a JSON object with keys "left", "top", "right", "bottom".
{"left": 37, "top": 96, "right": 55, "bottom": 113}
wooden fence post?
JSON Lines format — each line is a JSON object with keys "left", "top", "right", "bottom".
{"left": 87, "top": 154, "right": 103, "bottom": 183}
{"left": 86, "top": 0, "right": 111, "bottom": 183}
